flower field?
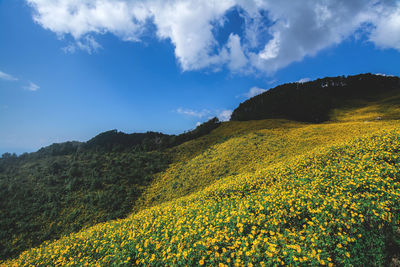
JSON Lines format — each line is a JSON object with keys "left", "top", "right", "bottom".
{"left": 136, "top": 119, "right": 400, "bottom": 211}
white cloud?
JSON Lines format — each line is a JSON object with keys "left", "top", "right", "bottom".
{"left": 0, "top": 70, "right": 18, "bottom": 81}
{"left": 176, "top": 108, "right": 211, "bottom": 118}
{"left": 26, "top": 0, "right": 400, "bottom": 74}
{"left": 375, "top": 73, "right": 396, "bottom": 77}
{"left": 226, "top": 33, "right": 247, "bottom": 71}
{"left": 259, "top": 32, "right": 281, "bottom": 60}
{"left": 242, "top": 86, "right": 267, "bottom": 98}
{"left": 62, "top": 36, "right": 102, "bottom": 54}
{"left": 218, "top": 109, "right": 232, "bottom": 121}
{"left": 24, "top": 82, "right": 40, "bottom": 91}
{"left": 149, "top": 0, "right": 235, "bottom": 70}
{"left": 176, "top": 107, "right": 232, "bottom": 121}
{"left": 297, "top": 77, "right": 311, "bottom": 83}
{"left": 369, "top": 2, "right": 400, "bottom": 50}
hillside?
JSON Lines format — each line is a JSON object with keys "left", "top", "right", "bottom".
{"left": 0, "top": 118, "right": 220, "bottom": 260}
{"left": 3, "top": 102, "right": 400, "bottom": 266}
{"left": 1, "top": 74, "right": 400, "bottom": 266}
{"left": 0, "top": 148, "right": 170, "bottom": 260}
{"left": 231, "top": 73, "right": 400, "bottom": 122}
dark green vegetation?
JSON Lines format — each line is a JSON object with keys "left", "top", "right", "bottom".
{"left": 0, "top": 149, "right": 169, "bottom": 259}
{"left": 231, "top": 73, "right": 400, "bottom": 122}
{"left": 0, "top": 118, "right": 220, "bottom": 260}
{"left": 85, "top": 117, "right": 221, "bottom": 152}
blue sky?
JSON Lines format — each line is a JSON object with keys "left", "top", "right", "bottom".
{"left": 1, "top": 0, "right": 400, "bottom": 154}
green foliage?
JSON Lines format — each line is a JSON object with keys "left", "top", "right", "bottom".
{"left": 0, "top": 149, "right": 170, "bottom": 260}
{"left": 85, "top": 117, "right": 221, "bottom": 152}
{"left": 85, "top": 130, "right": 169, "bottom": 152}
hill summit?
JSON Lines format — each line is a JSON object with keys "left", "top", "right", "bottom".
{"left": 231, "top": 73, "right": 400, "bottom": 122}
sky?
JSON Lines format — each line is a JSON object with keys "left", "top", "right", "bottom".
{"left": 1, "top": 0, "right": 400, "bottom": 155}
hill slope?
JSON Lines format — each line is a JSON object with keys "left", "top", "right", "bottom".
{"left": 2, "top": 74, "right": 400, "bottom": 265}
{"left": 0, "top": 118, "right": 220, "bottom": 260}
{"left": 3, "top": 94, "right": 400, "bottom": 266}
{"left": 231, "top": 73, "right": 400, "bottom": 123}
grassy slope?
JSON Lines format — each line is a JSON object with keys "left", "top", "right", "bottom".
{"left": 137, "top": 91, "right": 400, "bottom": 212}
{"left": 3, "top": 94, "right": 400, "bottom": 266}
{"left": 135, "top": 120, "right": 398, "bottom": 212}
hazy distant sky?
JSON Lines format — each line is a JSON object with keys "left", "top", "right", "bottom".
{"left": 1, "top": 0, "right": 400, "bottom": 154}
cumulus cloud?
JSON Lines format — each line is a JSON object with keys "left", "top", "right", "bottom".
{"left": 218, "top": 109, "right": 232, "bottom": 121}
{"left": 26, "top": 0, "right": 400, "bottom": 74}
{"left": 226, "top": 34, "right": 247, "bottom": 71}
{"left": 0, "top": 70, "right": 18, "bottom": 81}
{"left": 369, "top": 1, "right": 400, "bottom": 50}
{"left": 24, "top": 82, "right": 40, "bottom": 91}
